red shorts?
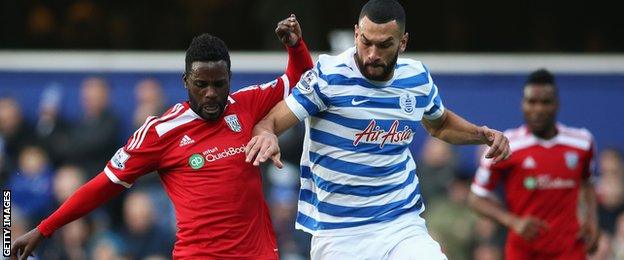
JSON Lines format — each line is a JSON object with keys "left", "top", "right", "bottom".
{"left": 505, "top": 242, "right": 585, "bottom": 260}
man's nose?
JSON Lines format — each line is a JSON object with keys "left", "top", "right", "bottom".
{"left": 367, "top": 46, "right": 381, "bottom": 63}
{"left": 204, "top": 86, "right": 218, "bottom": 99}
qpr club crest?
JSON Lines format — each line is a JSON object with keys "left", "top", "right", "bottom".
{"left": 399, "top": 93, "right": 416, "bottom": 114}
{"left": 224, "top": 114, "right": 242, "bottom": 132}
{"left": 564, "top": 151, "right": 579, "bottom": 170}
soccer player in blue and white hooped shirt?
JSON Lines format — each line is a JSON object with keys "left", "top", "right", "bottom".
{"left": 245, "top": 0, "right": 511, "bottom": 259}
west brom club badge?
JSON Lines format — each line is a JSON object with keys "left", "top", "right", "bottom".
{"left": 224, "top": 114, "right": 242, "bottom": 132}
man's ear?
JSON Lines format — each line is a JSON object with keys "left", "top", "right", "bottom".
{"left": 182, "top": 73, "right": 188, "bottom": 89}
{"left": 354, "top": 24, "right": 359, "bottom": 45}
{"left": 399, "top": 32, "right": 409, "bottom": 53}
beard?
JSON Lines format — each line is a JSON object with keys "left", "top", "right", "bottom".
{"left": 188, "top": 92, "right": 226, "bottom": 121}
{"left": 355, "top": 49, "right": 399, "bottom": 81}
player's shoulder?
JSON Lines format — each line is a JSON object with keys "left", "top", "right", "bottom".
{"left": 558, "top": 123, "right": 593, "bottom": 140}
{"left": 126, "top": 103, "right": 200, "bottom": 150}
{"left": 316, "top": 47, "right": 357, "bottom": 76}
{"left": 556, "top": 123, "right": 594, "bottom": 150}
{"left": 504, "top": 125, "right": 537, "bottom": 152}
{"left": 396, "top": 58, "right": 429, "bottom": 76}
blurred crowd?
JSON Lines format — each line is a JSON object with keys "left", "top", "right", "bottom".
{"left": 2, "top": 76, "right": 624, "bottom": 260}
{"left": 1, "top": 0, "right": 622, "bottom": 52}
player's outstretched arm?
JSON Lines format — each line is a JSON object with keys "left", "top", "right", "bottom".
{"left": 421, "top": 109, "right": 510, "bottom": 162}
{"left": 10, "top": 172, "right": 125, "bottom": 259}
{"left": 468, "top": 192, "right": 548, "bottom": 241}
{"left": 245, "top": 101, "right": 299, "bottom": 168}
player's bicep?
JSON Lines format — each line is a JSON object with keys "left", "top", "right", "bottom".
{"left": 264, "top": 100, "right": 300, "bottom": 135}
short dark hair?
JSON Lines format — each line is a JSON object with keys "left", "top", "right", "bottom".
{"left": 525, "top": 68, "right": 558, "bottom": 95}
{"left": 185, "top": 33, "right": 231, "bottom": 74}
{"left": 527, "top": 68, "right": 555, "bottom": 85}
{"left": 359, "top": 0, "right": 406, "bottom": 32}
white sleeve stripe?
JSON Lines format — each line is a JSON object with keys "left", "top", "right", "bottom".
{"left": 128, "top": 116, "right": 157, "bottom": 149}
{"left": 130, "top": 104, "right": 184, "bottom": 150}
{"left": 104, "top": 167, "right": 132, "bottom": 188}
{"left": 280, "top": 74, "right": 289, "bottom": 100}
{"left": 285, "top": 95, "right": 309, "bottom": 121}
{"left": 470, "top": 183, "right": 491, "bottom": 197}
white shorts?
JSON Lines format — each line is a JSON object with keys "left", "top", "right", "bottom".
{"left": 310, "top": 215, "right": 447, "bottom": 260}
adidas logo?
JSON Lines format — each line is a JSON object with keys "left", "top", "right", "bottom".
{"left": 522, "top": 156, "right": 536, "bottom": 169}
{"left": 179, "top": 135, "right": 195, "bottom": 147}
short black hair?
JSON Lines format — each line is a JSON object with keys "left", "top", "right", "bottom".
{"left": 359, "top": 0, "right": 406, "bottom": 32}
{"left": 525, "top": 68, "right": 558, "bottom": 95}
{"left": 527, "top": 68, "right": 555, "bottom": 85}
{"left": 185, "top": 33, "right": 231, "bottom": 74}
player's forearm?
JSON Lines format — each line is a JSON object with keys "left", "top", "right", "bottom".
{"left": 468, "top": 193, "right": 517, "bottom": 228}
{"left": 285, "top": 38, "right": 313, "bottom": 86}
{"left": 581, "top": 181, "right": 598, "bottom": 223}
{"left": 37, "top": 172, "right": 125, "bottom": 237}
{"left": 253, "top": 101, "right": 300, "bottom": 136}
{"left": 426, "top": 110, "right": 484, "bottom": 145}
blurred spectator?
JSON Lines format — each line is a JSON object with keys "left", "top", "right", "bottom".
{"left": 119, "top": 190, "right": 173, "bottom": 258}
{"left": 417, "top": 137, "right": 459, "bottom": 201}
{"left": 25, "top": 2, "right": 57, "bottom": 48}
{"left": 60, "top": 0, "right": 106, "bottom": 48}
{"left": 61, "top": 218, "right": 91, "bottom": 260}
{"left": 89, "top": 231, "right": 127, "bottom": 260}
{"left": 8, "top": 145, "right": 55, "bottom": 222}
{"left": 132, "top": 78, "right": 166, "bottom": 129}
{"left": 613, "top": 213, "right": 624, "bottom": 259}
{"left": 52, "top": 165, "right": 86, "bottom": 203}
{"left": 472, "top": 242, "right": 502, "bottom": 260}
{"left": 39, "top": 217, "right": 92, "bottom": 259}
{"left": 0, "top": 96, "right": 35, "bottom": 178}
{"left": 9, "top": 208, "right": 30, "bottom": 242}
{"left": 265, "top": 161, "right": 310, "bottom": 259}
{"left": 597, "top": 148, "right": 624, "bottom": 234}
{"left": 36, "top": 84, "right": 71, "bottom": 167}
{"left": 426, "top": 176, "right": 478, "bottom": 260}
{"left": 60, "top": 77, "right": 120, "bottom": 177}
{"left": 589, "top": 233, "right": 614, "bottom": 260}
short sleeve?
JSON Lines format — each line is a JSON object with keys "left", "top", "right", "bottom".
{"left": 423, "top": 83, "right": 445, "bottom": 120}
{"left": 104, "top": 116, "right": 162, "bottom": 188}
{"left": 284, "top": 68, "right": 331, "bottom": 121}
{"left": 471, "top": 150, "right": 507, "bottom": 197}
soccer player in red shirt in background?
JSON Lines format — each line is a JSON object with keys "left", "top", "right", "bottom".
{"left": 11, "top": 14, "right": 313, "bottom": 259}
{"left": 468, "top": 69, "right": 599, "bottom": 259}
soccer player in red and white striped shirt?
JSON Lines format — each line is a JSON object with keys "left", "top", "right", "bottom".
{"left": 11, "top": 14, "right": 313, "bottom": 259}
{"left": 469, "top": 69, "right": 599, "bottom": 260}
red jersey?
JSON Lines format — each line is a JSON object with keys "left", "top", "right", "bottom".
{"left": 104, "top": 75, "right": 292, "bottom": 259}
{"left": 471, "top": 123, "right": 595, "bottom": 255}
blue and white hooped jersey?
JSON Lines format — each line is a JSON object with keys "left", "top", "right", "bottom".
{"left": 284, "top": 47, "right": 445, "bottom": 236}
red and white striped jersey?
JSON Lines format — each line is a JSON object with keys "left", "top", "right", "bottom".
{"left": 471, "top": 123, "right": 595, "bottom": 254}
{"left": 104, "top": 75, "right": 292, "bottom": 259}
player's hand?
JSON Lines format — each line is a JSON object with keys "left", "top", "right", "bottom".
{"left": 245, "top": 131, "right": 283, "bottom": 169}
{"left": 510, "top": 216, "right": 549, "bottom": 241}
{"left": 10, "top": 228, "right": 45, "bottom": 260}
{"left": 477, "top": 125, "right": 510, "bottom": 163}
{"left": 276, "top": 14, "right": 302, "bottom": 47}
{"left": 578, "top": 218, "right": 600, "bottom": 254}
